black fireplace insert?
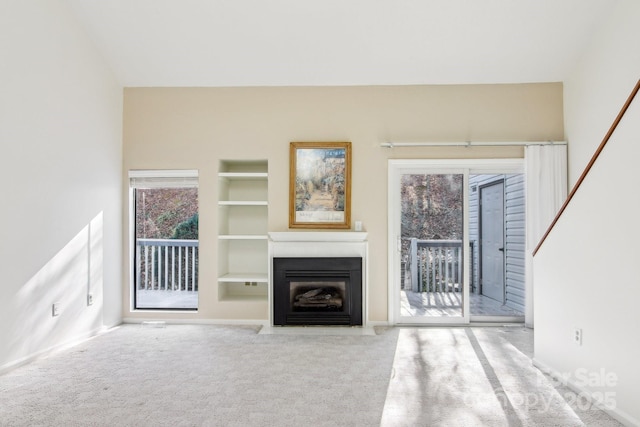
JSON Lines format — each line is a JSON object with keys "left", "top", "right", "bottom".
{"left": 273, "top": 257, "right": 362, "bottom": 326}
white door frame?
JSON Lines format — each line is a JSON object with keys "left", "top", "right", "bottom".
{"left": 387, "top": 159, "right": 524, "bottom": 325}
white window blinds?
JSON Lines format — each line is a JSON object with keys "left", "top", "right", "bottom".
{"left": 129, "top": 170, "right": 199, "bottom": 189}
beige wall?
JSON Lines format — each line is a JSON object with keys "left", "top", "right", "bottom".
{"left": 123, "top": 84, "right": 563, "bottom": 322}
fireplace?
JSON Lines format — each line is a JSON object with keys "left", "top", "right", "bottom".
{"left": 273, "top": 257, "right": 363, "bottom": 326}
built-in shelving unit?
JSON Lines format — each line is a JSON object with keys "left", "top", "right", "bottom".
{"left": 217, "top": 160, "right": 268, "bottom": 301}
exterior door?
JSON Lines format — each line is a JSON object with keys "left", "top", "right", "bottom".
{"left": 480, "top": 181, "right": 505, "bottom": 302}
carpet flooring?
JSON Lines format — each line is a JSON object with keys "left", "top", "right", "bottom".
{"left": 0, "top": 324, "right": 624, "bottom": 426}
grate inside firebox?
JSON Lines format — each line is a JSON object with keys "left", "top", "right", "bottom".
{"left": 291, "top": 282, "right": 345, "bottom": 311}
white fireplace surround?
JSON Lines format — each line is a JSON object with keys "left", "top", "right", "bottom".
{"left": 268, "top": 232, "right": 369, "bottom": 326}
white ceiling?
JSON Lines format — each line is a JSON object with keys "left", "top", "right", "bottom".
{"left": 64, "top": 0, "right": 617, "bottom": 87}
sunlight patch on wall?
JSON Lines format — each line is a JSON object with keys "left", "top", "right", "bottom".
{"left": 1, "top": 213, "right": 104, "bottom": 371}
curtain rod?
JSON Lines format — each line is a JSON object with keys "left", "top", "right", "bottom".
{"left": 381, "top": 141, "right": 566, "bottom": 148}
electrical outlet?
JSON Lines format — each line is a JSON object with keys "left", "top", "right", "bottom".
{"left": 573, "top": 328, "right": 582, "bottom": 346}
{"left": 87, "top": 293, "right": 94, "bottom": 306}
{"left": 52, "top": 303, "right": 60, "bottom": 317}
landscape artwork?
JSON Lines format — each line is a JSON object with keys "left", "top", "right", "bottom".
{"left": 289, "top": 142, "right": 351, "bottom": 229}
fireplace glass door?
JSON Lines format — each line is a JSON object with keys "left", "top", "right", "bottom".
{"left": 290, "top": 281, "right": 346, "bottom": 312}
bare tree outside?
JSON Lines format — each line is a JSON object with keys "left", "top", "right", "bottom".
{"left": 135, "top": 188, "right": 198, "bottom": 239}
{"left": 401, "top": 174, "right": 463, "bottom": 254}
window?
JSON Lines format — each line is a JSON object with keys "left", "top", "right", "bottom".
{"left": 129, "top": 170, "right": 199, "bottom": 310}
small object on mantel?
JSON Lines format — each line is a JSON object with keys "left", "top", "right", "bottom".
{"left": 354, "top": 221, "right": 363, "bottom": 231}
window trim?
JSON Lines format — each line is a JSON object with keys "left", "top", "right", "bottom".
{"left": 128, "top": 169, "right": 200, "bottom": 313}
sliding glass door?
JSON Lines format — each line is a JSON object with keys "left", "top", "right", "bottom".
{"left": 388, "top": 159, "right": 524, "bottom": 324}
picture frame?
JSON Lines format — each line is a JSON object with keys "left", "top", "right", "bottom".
{"left": 289, "top": 142, "right": 352, "bottom": 229}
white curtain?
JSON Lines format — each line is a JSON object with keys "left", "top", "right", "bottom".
{"left": 525, "top": 144, "right": 568, "bottom": 327}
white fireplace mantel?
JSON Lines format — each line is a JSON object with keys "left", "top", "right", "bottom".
{"left": 268, "top": 231, "right": 368, "bottom": 243}
{"left": 269, "top": 231, "right": 368, "bottom": 259}
{"left": 268, "top": 231, "right": 369, "bottom": 326}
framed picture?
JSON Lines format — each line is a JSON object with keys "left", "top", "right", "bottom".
{"left": 289, "top": 142, "right": 351, "bottom": 229}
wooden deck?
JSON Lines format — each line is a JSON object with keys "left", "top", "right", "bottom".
{"left": 400, "top": 290, "right": 524, "bottom": 318}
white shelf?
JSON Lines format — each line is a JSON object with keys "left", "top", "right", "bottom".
{"left": 218, "top": 273, "right": 268, "bottom": 283}
{"left": 218, "top": 235, "right": 268, "bottom": 240}
{"left": 218, "top": 201, "right": 267, "bottom": 206}
{"left": 218, "top": 172, "right": 267, "bottom": 180}
{"left": 218, "top": 293, "right": 269, "bottom": 302}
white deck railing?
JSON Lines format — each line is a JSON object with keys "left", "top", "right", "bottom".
{"left": 407, "top": 239, "right": 462, "bottom": 293}
{"left": 136, "top": 239, "right": 198, "bottom": 291}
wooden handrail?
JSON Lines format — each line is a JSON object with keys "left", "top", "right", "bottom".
{"left": 533, "top": 78, "right": 640, "bottom": 256}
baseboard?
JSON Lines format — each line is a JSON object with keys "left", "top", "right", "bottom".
{"left": 122, "top": 317, "right": 386, "bottom": 330}
{"left": 122, "top": 317, "right": 269, "bottom": 327}
{"left": 365, "top": 320, "right": 390, "bottom": 327}
{"left": 0, "top": 326, "right": 110, "bottom": 376}
{"left": 533, "top": 358, "right": 639, "bottom": 427}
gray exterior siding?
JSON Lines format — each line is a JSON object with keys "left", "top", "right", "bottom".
{"left": 504, "top": 174, "right": 525, "bottom": 313}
